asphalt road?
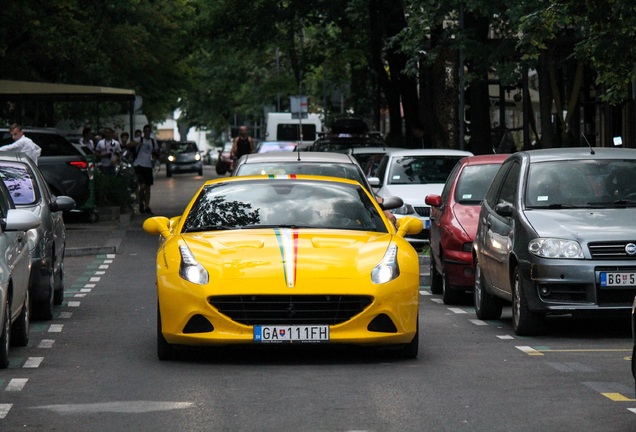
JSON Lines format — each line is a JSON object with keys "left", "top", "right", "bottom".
{"left": 1, "top": 164, "right": 635, "bottom": 431}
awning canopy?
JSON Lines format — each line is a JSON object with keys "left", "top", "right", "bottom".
{"left": 0, "top": 80, "right": 135, "bottom": 102}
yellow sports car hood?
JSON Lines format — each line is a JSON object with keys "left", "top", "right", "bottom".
{"left": 180, "top": 229, "right": 393, "bottom": 287}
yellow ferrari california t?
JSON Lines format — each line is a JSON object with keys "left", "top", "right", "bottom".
{"left": 143, "top": 175, "right": 423, "bottom": 360}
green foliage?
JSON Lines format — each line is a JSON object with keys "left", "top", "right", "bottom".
{"left": 93, "top": 169, "right": 136, "bottom": 210}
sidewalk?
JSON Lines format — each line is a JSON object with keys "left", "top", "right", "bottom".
{"left": 64, "top": 208, "right": 136, "bottom": 257}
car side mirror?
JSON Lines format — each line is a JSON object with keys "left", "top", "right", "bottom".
{"left": 396, "top": 216, "right": 423, "bottom": 237}
{"left": 379, "top": 196, "right": 403, "bottom": 211}
{"left": 50, "top": 196, "right": 76, "bottom": 213}
{"left": 143, "top": 216, "right": 171, "bottom": 238}
{"left": 425, "top": 194, "right": 442, "bottom": 207}
{"left": 494, "top": 201, "right": 514, "bottom": 217}
{"left": 368, "top": 177, "right": 380, "bottom": 187}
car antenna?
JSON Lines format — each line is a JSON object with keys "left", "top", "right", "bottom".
{"left": 297, "top": 143, "right": 301, "bottom": 161}
{"left": 581, "top": 132, "right": 595, "bottom": 155}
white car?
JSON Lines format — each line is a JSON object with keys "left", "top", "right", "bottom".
{"left": 0, "top": 179, "right": 42, "bottom": 368}
{"left": 368, "top": 149, "right": 473, "bottom": 249}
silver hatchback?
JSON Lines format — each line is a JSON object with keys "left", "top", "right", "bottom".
{"left": 473, "top": 147, "right": 636, "bottom": 335}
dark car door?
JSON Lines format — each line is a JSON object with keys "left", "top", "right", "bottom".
{"left": 482, "top": 160, "right": 520, "bottom": 295}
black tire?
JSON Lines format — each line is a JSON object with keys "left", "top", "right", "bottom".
{"left": 512, "top": 266, "right": 545, "bottom": 336}
{"left": 430, "top": 256, "right": 443, "bottom": 294}
{"left": 400, "top": 317, "right": 419, "bottom": 359}
{"left": 442, "top": 267, "right": 463, "bottom": 305}
{"left": 198, "top": 168, "right": 203, "bottom": 176}
{"left": 11, "top": 289, "right": 29, "bottom": 347}
{"left": 33, "top": 271, "right": 54, "bottom": 320}
{"left": 473, "top": 260, "right": 502, "bottom": 320}
{"left": 166, "top": 168, "right": 172, "bottom": 178}
{"left": 157, "top": 305, "right": 175, "bottom": 361}
{"left": 0, "top": 298, "right": 10, "bottom": 368}
{"left": 54, "top": 262, "right": 65, "bottom": 305}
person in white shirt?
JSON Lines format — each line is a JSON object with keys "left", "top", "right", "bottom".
{"left": 1, "top": 123, "right": 42, "bottom": 164}
{"left": 95, "top": 128, "right": 122, "bottom": 174}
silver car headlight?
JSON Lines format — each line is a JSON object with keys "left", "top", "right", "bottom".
{"left": 391, "top": 203, "right": 416, "bottom": 216}
{"left": 179, "top": 245, "right": 209, "bottom": 284}
{"left": 26, "top": 228, "right": 39, "bottom": 251}
{"left": 168, "top": 155, "right": 175, "bottom": 162}
{"left": 528, "top": 238, "right": 583, "bottom": 259}
{"left": 371, "top": 244, "right": 400, "bottom": 284}
{"left": 195, "top": 153, "right": 201, "bottom": 161}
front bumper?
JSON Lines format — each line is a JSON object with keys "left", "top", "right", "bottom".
{"left": 518, "top": 258, "right": 636, "bottom": 313}
{"left": 157, "top": 275, "right": 419, "bottom": 347}
{"left": 167, "top": 160, "right": 203, "bottom": 173}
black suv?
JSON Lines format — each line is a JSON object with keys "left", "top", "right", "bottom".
{"left": 0, "top": 128, "right": 90, "bottom": 208}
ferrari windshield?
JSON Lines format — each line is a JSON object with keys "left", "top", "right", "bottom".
{"left": 182, "top": 179, "right": 388, "bottom": 233}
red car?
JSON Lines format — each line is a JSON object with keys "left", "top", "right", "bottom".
{"left": 425, "top": 154, "right": 509, "bottom": 304}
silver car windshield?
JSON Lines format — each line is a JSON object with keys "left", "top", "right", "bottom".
{"left": 388, "top": 156, "right": 463, "bottom": 185}
{"left": 525, "top": 159, "right": 636, "bottom": 208}
{"left": 182, "top": 180, "right": 387, "bottom": 233}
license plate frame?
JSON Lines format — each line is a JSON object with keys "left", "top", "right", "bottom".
{"left": 599, "top": 271, "right": 636, "bottom": 288}
{"left": 253, "top": 325, "right": 330, "bottom": 343}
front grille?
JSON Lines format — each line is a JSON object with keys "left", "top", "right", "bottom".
{"left": 208, "top": 295, "right": 373, "bottom": 326}
{"left": 413, "top": 206, "right": 430, "bottom": 217}
{"left": 589, "top": 241, "right": 636, "bottom": 259}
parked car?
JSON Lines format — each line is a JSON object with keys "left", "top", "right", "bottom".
{"left": 0, "top": 128, "right": 90, "bottom": 209}
{"left": 425, "top": 154, "right": 509, "bottom": 304}
{"left": 0, "top": 153, "right": 76, "bottom": 319}
{"left": 348, "top": 146, "right": 406, "bottom": 177}
{"left": 368, "top": 149, "right": 473, "bottom": 249}
{"left": 165, "top": 141, "right": 203, "bottom": 177}
{"left": 0, "top": 179, "right": 42, "bottom": 368}
{"left": 143, "top": 175, "right": 423, "bottom": 360}
{"left": 473, "top": 147, "right": 636, "bottom": 335}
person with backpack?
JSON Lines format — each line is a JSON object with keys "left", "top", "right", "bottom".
{"left": 128, "top": 124, "right": 159, "bottom": 214}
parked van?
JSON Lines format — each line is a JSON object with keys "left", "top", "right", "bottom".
{"left": 265, "top": 112, "right": 322, "bottom": 149}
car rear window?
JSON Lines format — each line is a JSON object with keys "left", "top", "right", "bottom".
{"left": 0, "top": 131, "right": 82, "bottom": 157}
{"left": 0, "top": 162, "right": 36, "bottom": 205}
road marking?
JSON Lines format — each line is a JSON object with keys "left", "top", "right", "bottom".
{"left": 602, "top": 393, "right": 636, "bottom": 402}
{"left": 95, "top": 271, "right": 105, "bottom": 275}
{"left": 74, "top": 293, "right": 87, "bottom": 298}
{"left": 104, "top": 259, "right": 113, "bottom": 264}
{"left": 67, "top": 301, "right": 81, "bottom": 307}
{"left": 448, "top": 308, "right": 468, "bottom": 314}
{"left": 5, "top": 378, "right": 28, "bottom": 392}
{"left": 497, "top": 335, "right": 514, "bottom": 340}
{"left": 99, "top": 265, "right": 109, "bottom": 269}
{"left": 516, "top": 346, "right": 544, "bottom": 356}
{"left": 23, "top": 357, "right": 44, "bottom": 368}
{"left": 628, "top": 408, "right": 636, "bottom": 414}
{"left": 419, "top": 290, "right": 431, "bottom": 296}
{"left": 80, "top": 288, "right": 91, "bottom": 293}
{"left": 38, "top": 339, "right": 55, "bottom": 349}
{"left": 89, "top": 277, "right": 100, "bottom": 282}
{"left": 430, "top": 298, "right": 444, "bottom": 304}
{"left": 0, "top": 404, "right": 12, "bottom": 419}
{"left": 106, "top": 254, "right": 116, "bottom": 259}
{"left": 35, "top": 401, "right": 195, "bottom": 414}
{"left": 59, "top": 311, "right": 72, "bottom": 319}
{"left": 84, "top": 283, "right": 96, "bottom": 288}
{"left": 469, "top": 319, "right": 489, "bottom": 326}
{"left": 48, "top": 324, "right": 63, "bottom": 333}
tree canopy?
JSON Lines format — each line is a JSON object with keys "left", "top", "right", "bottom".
{"left": 2, "top": 0, "right": 636, "bottom": 150}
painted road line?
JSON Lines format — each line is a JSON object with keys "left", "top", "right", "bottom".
{"left": 48, "top": 324, "right": 63, "bottom": 333}
{"left": 469, "top": 319, "right": 489, "bottom": 326}
{"left": 602, "top": 393, "right": 636, "bottom": 402}
{"left": 74, "top": 294, "right": 87, "bottom": 298}
{"left": 80, "top": 288, "right": 92, "bottom": 293}
{"left": 23, "top": 357, "right": 44, "bottom": 368}
{"left": 497, "top": 335, "right": 515, "bottom": 340}
{"left": 516, "top": 346, "right": 544, "bottom": 356}
{"left": 104, "top": 259, "right": 113, "bottom": 264}
{"left": 38, "top": 339, "right": 55, "bottom": 349}
{"left": 107, "top": 254, "right": 116, "bottom": 259}
{"left": 5, "top": 378, "right": 28, "bottom": 392}
{"left": 0, "top": 404, "right": 12, "bottom": 419}
{"left": 67, "top": 301, "right": 81, "bottom": 307}
{"left": 59, "top": 311, "right": 72, "bottom": 319}
{"left": 95, "top": 271, "right": 105, "bottom": 275}
{"left": 419, "top": 290, "right": 431, "bottom": 296}
{"left": 448, "top": 308, "right": 468, "bottom": 314}
{"left": 35, "top": 400, "right": 194, "bottom": 414}
{"left": 99, "top": 265, "right": 109, "bottom": 269}
{"left": 89, "top": 277, "right": 100, "bottom": 282}
{"left": 628, "top": 408, "right": 636, "bottom": 414}
{"left": 84, "top": 284, "right": 96, "bottom": 288}
{"left": 430, "top": 298, "right": 444, "bottom": 304}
